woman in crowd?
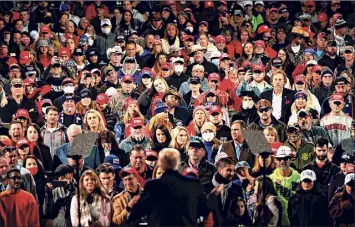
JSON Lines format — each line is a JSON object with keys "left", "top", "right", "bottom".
{"left": 200, "top": 122, "right": 222, "bottom": 163}
{"left": 123, "top": 98, "right": 145, "bottom": 138}
{"left": 25, "top": 123, "right": 52, "bottom": 171}
{"left": 151, "top": 124, "right": 172, "bottom": 152}
{"left": 83, "top": 109, "right": 107, "bottom": 133}
{"left": 152, "top": 164, "right": 165, "bottom": 179}
{"left": 253, "top": 176, "right": 282, "bottom": 226}
{"left": 223, "top": 197, "right": 252, "bottom": 226}
{"left": 76, "top": 89, "right": 100, "bottom": 118}
{"left": 186, "top": 106, "right": 209, "bottom": 137}
{"left": 162, "top": 23, "right": 180, "bottom": 54}
{"left": 169, "top": 126, "right": 190, "bottom": 161}
{"left": 199, "top": 32, "right": 218, "bottom": 61}
{"left": 24, "top": 155, "right": 46, "bottom": 225}
{"left": 114, "top": 10, "right": 142, "bottom": 36}
{"left": 70, "top": 170, "right": 112, "bottom": 226}
{"left": 152, "top": 52, "right": 168, "bottom": 77}
{"left": 252, "top": 154, "right": 277, "bottom": 178}
{"left": 36, "top": 39, "right": 52, "bottom": 69}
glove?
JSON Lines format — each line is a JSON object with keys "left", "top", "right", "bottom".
{"left": 89, "top": 205, "right": 100, "bottom": 221}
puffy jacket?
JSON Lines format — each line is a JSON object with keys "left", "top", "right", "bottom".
{"left": 288, "top": 186, "right": 330, "bottom": 226}
{"left": 311, "top": 82, "right": 334, "bottom": 106}
{"left": 40, "top": 123, "right": 67, "bottom": 158}
{"left": 96, "top": 32, "right": 116, "bottom": 61}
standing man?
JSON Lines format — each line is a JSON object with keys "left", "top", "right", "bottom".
{"left": 0, "top": 168, "right": 39, "bottom": 227}
{"left": 303, "top": 137, "right": 340, "bottom": 197}
{"left": 124, "top": 145, "right": 152, "bottom": 183}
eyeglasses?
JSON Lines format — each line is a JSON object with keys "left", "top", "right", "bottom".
{"left": 258, "top": 107, "right": 270, "bottom": 113}
{"left": 276, "top": 157, "right": 289, "bottom": 162}
{"left": 12, "top": 84, "right": 23, "bottom": 88}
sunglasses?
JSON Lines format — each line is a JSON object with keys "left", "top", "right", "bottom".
{"left": 258, "top": 107, "right": 270, "bottom": 113}
{"left": 344, "top": 50, "right": 353, "bottom": 54}
{"left": 133, "top": 126, "right": 143, "bottom": 130}
{"left": 276, "top": 157, "right": 289, "bottom": 162}
{"left": 210, "top": 80, "right": 219, "bottom": 84}
{"left": 211, "top": 112, "right": 220, "bottom": 116}
{"left": 190, "top": 81, "right": 200, "bottom": 85}
{"left": 4, "top": 147, "right": 16, "bottom": 152}
{"left": 332, "top": 101, "right": 343, "bottom": 106}
{"left": 123, "top": 80, "right": 133, "bottom": 84}
{"left": 12, "top": 84, "right": 23, "bottom": 88}
{"left": 253, "top": 70, "right": 263, "bottom": 74}
{"left": 41, "top": 32, "right": 49, "bottom": 35}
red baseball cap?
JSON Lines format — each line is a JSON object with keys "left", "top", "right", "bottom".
{"left": 204, "top": 1, "right": 214, "bottom": 8}
{"left": 16, "top": 109, "right": 30, "bottom": 119}
{"left": 182, "top": 35, "right": 194, "bottom": 42}
{"left": 252, "top": 64, "right": 265, "bottom": 72}
{"left": 257, "top": 25, "right": 271, "bottom": 34}
{"left": 254, "top": 40, "right": 266, "bottom": 48}
{"left": 318, "top": 13, "right": 328, "bottom": 22}
{"left": 16, "top": 138, "right": 29, "bottom": 149}
{"left": 183, "top": 167, "right": 199, "bottom": 177}
{"left": 131, "top": 118, "right": 144, "bottom": 128}
{"left": 317, "top": 32, "right": 328, "bottom": 40}
{"left": 241, "top": 61, "right": 252, "bottom": 68}
{"left": 312, "top": 65, "right": 323, "bottom": 73}
{"left": 161, "top": 63, "right": 171, "bottom": 70}
{"left": 23, "top": 77, "right": 37, "bottom": 86}
{"left": 269, "top": 8, "right": 278, "bottom": 13}
{"left": 330, "top": 93, "right": 344, "bottom": 102}
{"left": 125, "top": 98, "right": 139, "bottom": 110}
{"left": 119, "top": 167, "right": 139, "bottom": 178}
{"left": 208, "top": 73, "right": 220, "bottom": 81}
{"left": 59, "top": 47, "right": 70, "bottom": 57}
{"left": 40, "top": 25, "right": 51, "bottom": 34}
{"left": 96, "top": 93, "right": 110, "bottom": 105}
{"left": 19, "top": 51, "right": 31, "bottom": 65}
{"left": 215, "top": 35, "right": 226, "bottom": 43}
{"left": 121, "top": 75, "right": 134, "bottom": 82}
{"left": 146, "top": 150, "right": 158, "bottom": 159}
{"left": 294, "top": 74, "right": 307, "bottom": 84}
{"left": 209, "top": 105, "right": 222, "bottom": 115}
{"left": 62, "top": 77, "right": 75, "bottom": 86}
{"left": 303, "top": 1, "right": 315, "bottom": 7}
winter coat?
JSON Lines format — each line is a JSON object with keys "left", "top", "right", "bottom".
{"left": 247, "top": 116, "right": 288, "bottom": 142}
{"left": 165, "top": 73, "right": 189, "bottom": 90}
{"left": 329, "top": 190, "right": 355, "bottom": 226}
{"left": 219, "top": 141, "right": 255, "bottom": 166}
{"left": 118, "top": 136, "right": 152, "bottom": 154}
{"left": 253, "top": 195, "right": 282, "bottom": 227}
{"left": 41, "top": 123, "right": 67, "bottom": 158}
{"left": 96, "top": 32, "right": 116, "bottom": 61}
{"left": 283, "top": 140, "right": 315, "bottom": 172}
{"left": 288, "top": 186, "right": 330, "bottom": 226}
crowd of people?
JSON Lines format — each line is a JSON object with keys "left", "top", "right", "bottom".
{"left": 0, "top": 0, "right": 355, "bottom": 226}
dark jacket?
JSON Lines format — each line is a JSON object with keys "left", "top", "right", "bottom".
{"left": 216, "top": 124, "right": 232, "bottom": 142}
{"left": 301, "top": 126, "right": 331, "bottom": 145}
{"left": 232, "top": 107, "right": 259, "bottom": 126}
{"left": 168, "top": 106, "right": 192, "bottom": 127}
{"left": 288, "top": 186, "right": 330, "bottom": 226}
{"left": 303, "top": 160, "right": 340, "bottom": 197}
{"left": 247, "top": 116, "right": 287, "bottom": 142}
{"left": 328, "top": 172, "right": 346, "bottom": 202}
{"left": 96, "top": 32, "right": 116, "bottom": 61}
{"left": 318, "top": 54, "right": 342, "bottom": 72}
{"left": 260, "top": 88, "right": 296, "bottom": 124}
{"left": 127, "top": 170, "right": 212, "bottom": 226}
{"left": 336, "top": 137, "right": 355, "bottom": 165}
{"left": 329, "top": 190, "right": 355, "bottom": 226}
{"left": 165, "top": 73, "right": 189, "bottom": 90}
{"left": 179, "top": 158, "right": 217, "bottom": 194}
{"left": 311, "top": 82, "right": 334, "bottom": 106}
{"left": 220, "top": 141, "right": 255, "bottom": 166}
{"left": 0, "top": 96, "right": 39, "bottom": 123}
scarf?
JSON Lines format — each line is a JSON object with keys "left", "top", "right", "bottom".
{"left": 212, "top": 172, "right": 233, "bottom": 206}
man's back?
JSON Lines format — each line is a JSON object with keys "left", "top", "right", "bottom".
{"left": 128, "top": 170, "right": 208, "bottom": 226}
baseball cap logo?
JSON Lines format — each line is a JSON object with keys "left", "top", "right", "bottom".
{"left": 113, "top": 158, "right": 120, "bottom": 164}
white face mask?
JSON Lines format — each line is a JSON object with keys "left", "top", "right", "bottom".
{"left": 242, "top": 100, "right": 254, "bottom": 109}
{"left": 63, "top": 86, "right": 75, "bottom": 94}
{"left": 174, "top": 65, "right": 184, "bottom": 74}
{"left": 101, "top": 27, "right": 111, "bottom": 34}
{"left": 104, "top": 149, "right": 110, "bottom": 157}
{"left": 186, "top": 26, "right": 193, "bottom": 33}
{"left": 202, "top": 132, "right": 215, "bottom": 142}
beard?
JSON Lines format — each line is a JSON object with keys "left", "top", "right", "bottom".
{"left": 316, "top": 154, "right": 327, "bottom": 161}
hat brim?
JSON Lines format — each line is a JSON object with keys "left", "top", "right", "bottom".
{"left": 189, "top": 48, "right": 207, "bottom": 56}
{"left": 163, "top": 91, "right": 183, "bottom": 101}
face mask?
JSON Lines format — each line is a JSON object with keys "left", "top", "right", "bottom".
{"left": 186, "top": 26, "right": 193, "bottom": 33}
{"left": 27, "top": 166, "right": 38, "bottom": 176}
{"left": 4, "top": 37, "right": 10, "bottom": 42}
{"left": 174, "top": 65, "right": 184, "bottom": 74}
{"left": 242, "top": 100, "right": 254, "bottom": 109}
{"left": 211, "top": 59, "right": 220, "bottom": 68}
{"left": 88, "top": 39, "right": 94, "bottom": 46}
{"left": 202, "top": 132, "right": 215, "bottom": 142}
{"left": 101, "top": 27, "right": 111, "bottom": 34}
{"left": 63, "top": 86, "right": 75, "bottom": 94}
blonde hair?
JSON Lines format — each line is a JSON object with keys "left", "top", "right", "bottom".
{"left": 78, "top": 170, "right": 107, "bottom": 201}
{"left": 270, "top": 70, "right": 287, "bottom": 84}
{"left": 153, "top": 77, "right": 169, "bottom": 93}
{"left": 158, "top": 148, "right": 181, "bottom": 171}
{"left": 149, "top": 112, "right": 173, "bottom": 132}
{"left": 263, "top": 126, "right": 279, "bottom": 142}
{"left": 83, "top": 109, "right": 107, "bottom": 132}
{"left": 169, "top": 126, "right": 190, "bottom": 151}
{"left": 123, "top": 106, "right": 144, "bottom": 125}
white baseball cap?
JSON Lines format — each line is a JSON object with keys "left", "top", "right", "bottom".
{"left": 100, "top": 19, "right": 112, "bottom": 27}
{"left": 275, "top": 146, "right": 292, "bottom": 158}
{"left": 172, "top": 57, "right": 184, "bottom": 64}
{"left": 214, "top": 152, "right": 228, "bottom": 165}
{"left": 107, "top": 46, "right": 122, "bottom": 59}
{"left": 255, "top": 1, "right": 264, "bottom": 6}
{"left": 300, "top": 169, "right": 317, "bottom": 182}
{"left": 344, "top": 173, "right": 355, "bottom": 185}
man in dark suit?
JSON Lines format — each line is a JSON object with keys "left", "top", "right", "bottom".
{"left": 127, "top": 148, "right": 221, "bottom": 226}
{"left": 260, "top": 70, "right": 296, "bottom": 124}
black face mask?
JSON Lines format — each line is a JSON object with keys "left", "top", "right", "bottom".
{"left": 43, "top": 17, "right": 53, "bottom": 24}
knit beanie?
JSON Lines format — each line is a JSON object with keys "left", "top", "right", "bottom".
{"left": 321, "top": 68, "right": 333, "bottom": 78}
{"left": 335, "top": 18, "right": 348, "bottom": 30}
{"left": 201, "top": 122, "right": 217, "bottom": 134}
{"left": 193, "top": 105, "right": 207, "bottom": 116}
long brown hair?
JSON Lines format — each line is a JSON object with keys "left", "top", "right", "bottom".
{"left": 252, "top": 154, "right": 277, "bottom": 173}
{"left": 78, "top": 170, "right": 107, "bottom": 201}
{"left": 254, "top": 176, "right": 278, "bottom": 208}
